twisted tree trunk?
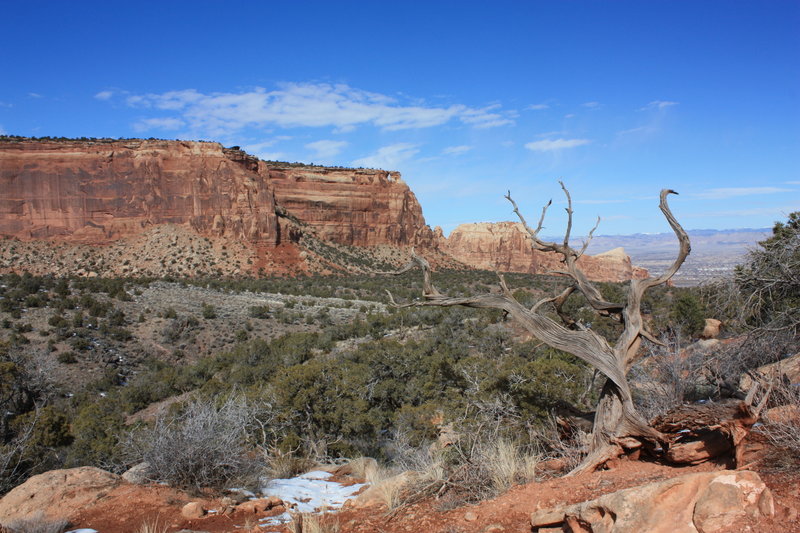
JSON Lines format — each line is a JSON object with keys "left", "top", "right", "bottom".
{"left": 387, "top": 185, "right": 690, "bottom": 474}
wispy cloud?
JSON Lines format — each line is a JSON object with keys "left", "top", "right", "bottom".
{"left": 27, "top": 92, "right": 43, "bottom": 99}
{"left": 442, "top": 145, "right": 473, "bottom": 156}
{"left": 122, "top": 83, "right": 515, "bottom": 137}
{"left": 640, "top": 100, "right": 678, "bottom": 111}
{"left": 459, "top": 104, "right": 515, "bottom": 128}
{"left": 582, "top": 101, "right": 600, "bottom": 108}
{"left": 785, "top": 180, "right": 800, "bottom": 185}
{"left": 526, "top": 103, "right": 549, "bottom": 111}
{"left": 352, "top": 143, "right": 419, "bottom": 169}
{"left": 0, "top": 101, "right": 12, "bottom": 108}
{"left": 94, "top": 90, "right": 114, "bottom": 101}
{"left": 694, "top": 187, "right": 791, "bottom": 200}
{"left": 0, "top": 125, "right": 6, "bottom": 135}
{"left": 241, "top": 138, "right": 290, "bottom": 161}
{"left": 617, "top": 125, "right": 650, "bottom": 136}
{"left": 132, "top": 117, "right": 185, "bottom": 131}
{"left": 306, "top": 139, "right": 348, "bottom": 159}
{"left": 525, "top": 138, "right": 591, "bottom": 152}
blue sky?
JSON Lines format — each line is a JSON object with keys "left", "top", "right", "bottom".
{"left": 1, "top": 1, "right": 798, "bottom": 235}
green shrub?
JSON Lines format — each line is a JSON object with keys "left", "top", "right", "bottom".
{"left": 201, "top": 302, "right": 217, "bottom": 319}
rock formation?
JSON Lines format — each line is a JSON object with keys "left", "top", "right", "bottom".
{"left": 0, "top": 466, "right": 121, "bottom": 522}
{"left": 530, "top": 470, "right": 774, "bottom": 533}
{"left": 0, "top": 138, "right": 431, "bottom": 250}
{"left": 0, "top": 139, "right": 279, "bottom": 245}
{"left": 268, "top": 166, "right": 433, "bottom": 247}
{"left": 444, "top": 222, "right": 649, "bottom": 282}
{"left": 0, "top": 138, "right": 645, "bottom": 281}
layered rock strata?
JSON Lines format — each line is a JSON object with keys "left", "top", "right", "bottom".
{"left": 444, "top": 222, "right": 649, "bottom": 282}
{"left": 0, "top": 139, "right": 279, "bottom": 245}
{"left": 0, "top": 138, "right": 646, "bottom": 281}
{"left": 267, "top": 166, "right": 433, "bottom": 247}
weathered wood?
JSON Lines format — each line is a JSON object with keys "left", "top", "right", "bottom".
{"left": 652, "top": 384, "right": 771, "bottom": 466}
{"left": 387, "top": 185, "right": 691, "bottom": 474}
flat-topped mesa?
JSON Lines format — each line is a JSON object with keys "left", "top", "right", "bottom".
{"left": 267, "top": 166, "right": 432, "bottom": 247}
{"left": 0, "top": 138, "right": 433, "bottom": 251}
{"left": 0, "top": 139, "right": 279, "bottom": 245}
{"left": 445, "top": 222, "right": 649, "bottom": 282}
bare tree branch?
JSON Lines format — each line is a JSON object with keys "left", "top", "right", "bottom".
{"left": 577, "top": 216, "right": 602, "bottom": 259}
{"left": 393, "top": 184, "right": 689, "bottom": 474}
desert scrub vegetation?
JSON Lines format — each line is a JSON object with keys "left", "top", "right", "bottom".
{"left": 0, "top": 267, "right": 721, "bottom": 494}
{"left": 122, "top": 393, "right": 269, "bottom": 490}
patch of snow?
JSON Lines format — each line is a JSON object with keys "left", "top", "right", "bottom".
{"left": 260, "top": 470, "right": 366, "bottom": 513}
{"left": 259, "top": 511, "right": 292, "bottom": 526}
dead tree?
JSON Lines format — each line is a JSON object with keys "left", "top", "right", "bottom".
{"left": 387, "top": 183, "right": 690, "bottom": 474}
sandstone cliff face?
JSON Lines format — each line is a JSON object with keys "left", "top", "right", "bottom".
{"left": 267, "top": 166, "right": 433, "bottom": 247}
{"left": 0, "top": 139, "right": 433, "bottom": 251}
{"left": 0, "top": 139, "right": 279, "bottom": 244}
{"left": 0, "top": 138, "right": 644, "bottom": 282}
{"left": 444, "top": 222, "right": 648, "bottom": 282}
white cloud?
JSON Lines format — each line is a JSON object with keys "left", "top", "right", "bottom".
{"left": 242, "top": 137, "right": 292, "bottom": 160}
{"left": 564, "top": 113, "right": 575, "bottom": 119}
{"left": 132, "top": 117, "right": 185, "bottom": 131}
{"left": 352, "top": 143, "right": 419, "bottom": 169}
{"left": 0, "top": 125, "right": 6, "bottom": 135}
{"left": 524, "top": 138, "right": 591, "bottom": 152}
{"left": 582, "top": 101, "right": 600, "bottom": 108}
{"left": 306, "top": 139, "right": 348, "bottom": 159}
{"left": 526, "top": 103, "right": 549, "bottom": 111}
{"left": 123, "top": 83, "right": 515, "bottom": 136}
{"left": 694, "top": 187, "right": 791, "bottom": 200}
{"left": 617, "top": 126, "right": 650, "bottom": 136}
{"left": 94, "top": 90, "right": 114, "bottom": 100}
{"left": 785, "top": 180, "right": 800, "bottom": 185}
{"left": 442, "top": 145, "right": 473, "bottom": 156}
{"left": 27, "top": 92, "right": 43, "bottom": 99}
{"left": 459, "top": 104, "right": 515, "bottom": 128}
{"left": 640, "top": 100, "right": 678, "bottom": 111}
{"left": 0, "top": 101, "right": 12, "bottom": 108}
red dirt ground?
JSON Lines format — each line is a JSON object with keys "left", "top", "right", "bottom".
{"left": 66, "top": 451, "right": 800, "bottom": 533}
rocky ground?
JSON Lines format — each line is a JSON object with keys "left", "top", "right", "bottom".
{"left": 2, "top": 442, "right": 799, "bottom": 533}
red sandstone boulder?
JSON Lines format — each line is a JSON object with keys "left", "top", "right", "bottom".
{"left": 530, "top": 470, "right": 774, "bottom": 533}
{"left": 0, "top": 466, "right": 121, "bottom": 522}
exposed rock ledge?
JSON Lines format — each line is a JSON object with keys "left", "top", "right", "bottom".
{"left": 444, "top": 222, "right": 649, "bottom": 282}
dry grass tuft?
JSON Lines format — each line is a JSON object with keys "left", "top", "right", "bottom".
{"left": 365, "top": 463, "right": 406, "bottom": 511}
{"left": 135, "top": 516, "right": 168, "bottom": 533}
{"left": 287, "top": 512, "right": 340, "bottom": 533}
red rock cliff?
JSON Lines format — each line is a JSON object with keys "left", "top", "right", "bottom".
{"left": 444, "top": 222, "right": 648, "bottom": 282}
{"left": 0, "top": 139, "right": 433, "bottom": 249}
{"left": 0, "top": 139, "right": 279, "bottom": 244}
{"left": 267, "top": 166, "right": 432, "bottom": 247}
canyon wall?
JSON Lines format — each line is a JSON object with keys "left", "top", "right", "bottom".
{"left": 0, "top": 139, "right": 279, "bottom": 245}
{"left": 0, "top": 139, "right": 431, "bottom": 249}
{"left": 0, "top": 138, "right": 645, "bottom": 281}
{"left": 445, "top": 222, "right": 648, "bottom": 282}
{"left": 267, "top": 166, "right": 432, "bottom": 247}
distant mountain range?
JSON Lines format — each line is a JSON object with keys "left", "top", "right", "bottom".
{"left": 555, "top": 228, "right": 773, "bottom": 286}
